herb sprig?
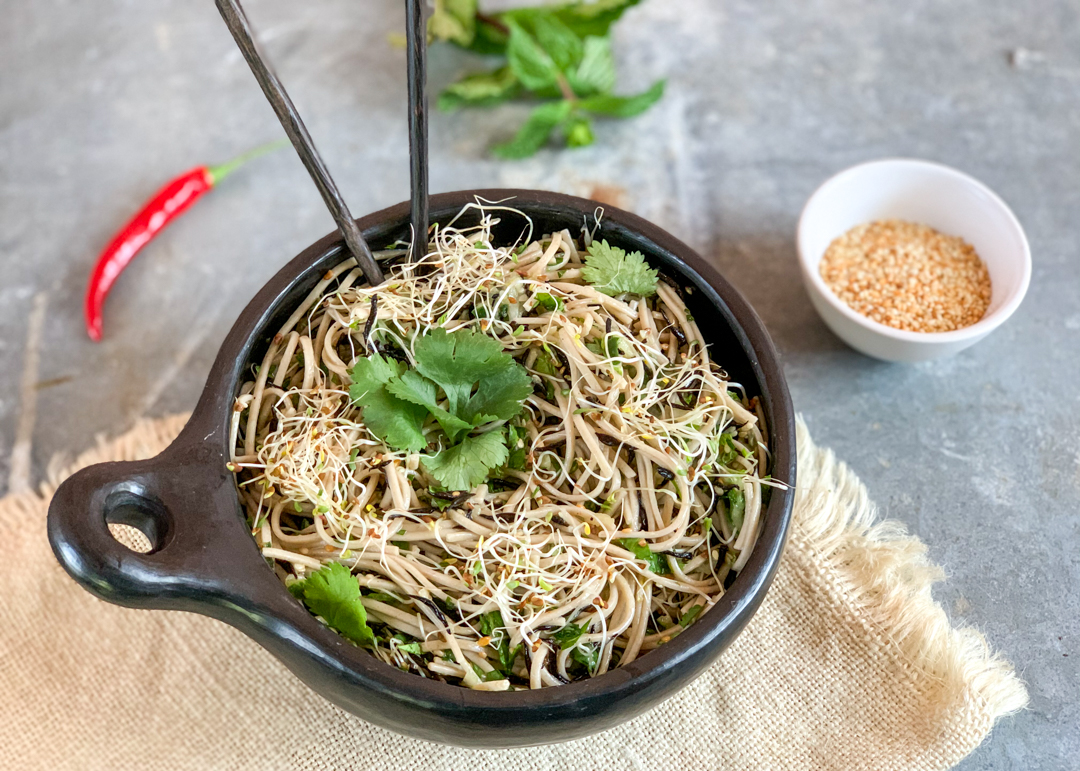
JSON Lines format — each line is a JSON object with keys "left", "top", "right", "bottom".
{"left": 349, "top": 328, "right": 532, "bottom": 491}
{"left": 430, "top": 0, "right": 665, "bottom": 157}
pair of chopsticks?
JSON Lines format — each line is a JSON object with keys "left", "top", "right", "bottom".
{"left": 215, "top": 0, "right": 429, "bottom": 286}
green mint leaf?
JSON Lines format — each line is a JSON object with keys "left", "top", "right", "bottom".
{"left": 552, "top": 0, "right": 642, "bottom": 38}
{"left": 493, "top": 100, "right": 573, "bottom": 159}
{"left": 571, "top": 641, "right": 600, "bottom": 673}
{"left": 462, "top": 364, "right": 533, "bottom": 425}
{"left": 533, "top": 348, "right": 561, "bottom": 377}
{"left": 579, "top": 79, "right": 665, "bottom": 117}
{"left": 480, "top": 610, "right": 521, "bottom": 673}
{"left": 551, "top": 621, "right": 587, "bottom": 649}
{"left": 299, "top": 562, "right": 375, "bottom": 647}
{"left": 534, "top": 292, "right": 563, "bottom": 313}
{"left": 617, "top": 538, "right": 669, "bottom": 574}
{"left": 349, "top": 355, "right": 428, "bottom": 452}
{"left": 726, "top": 488, "right": 745, "bottom": 536}
{"left": 397, "top": 641, "right": 423, "bottom": 655}
{"left": 366, "top": 591, "right": 401, "bottom": 603}
{"left": 412, "top": 328, "right": 514, "bottom": 415}
{"left": 565, "top": 114, "right": 595, "bottom": 148}
{"left": 428, "top": 0, "right": 477, "bottom": 46}
{"left": 386, "top": 369, "right": 473, "bottom": 441}
{"left": 679, "top": 605, "right": 704, "bottom": 627}
{"left": 567, "top": 36, "right": 615, "bottom": 97}
{"left": 582, "top": 239, "right": 659, "bottom": 297}
{"left": 438, "top": 66, "right": 520, "bottom": 111}
{"left": 506, "top": 422, "right": 528, "bottom": 470}
{"left": 423, "top": 431, "right": 508, "bottom": 491}
{"left": 506, "top": 20, "right": 560, "bottom": 90}
{"left": 530, "top": 13, "right": 583, "bottom": 71}
{"left": 585, "top": 334, "right": 621, "bottom": 360}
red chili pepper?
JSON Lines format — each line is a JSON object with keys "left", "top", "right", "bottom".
{"left": 84, "top": 141, "right": 285, "bottom": 341}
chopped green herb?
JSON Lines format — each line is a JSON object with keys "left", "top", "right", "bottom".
{"left": 571, "top": 642, "right": 599, "bottom": 673}
{"left": 617, "top": 538, "right": 669, "bottom": 574}
{"left": 551, "top": 621, "right": 586, "bottom": 649}
{"left": 534, "top": 291, "right": 563, "bottom": 313}
{"left": 479, "top": 610, "right": 521, "bottom": 673}
{"left": 726, "top": 488, "right": 745, "bottom": 535}
{"left": 679, "top": 605, "right": 704, "bottom": 627}
{"left": 365, "top": 591, "right": 400, "bottom": 603}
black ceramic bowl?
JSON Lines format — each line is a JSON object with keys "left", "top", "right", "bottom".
{"left": 48, "top": 190, "right": 795, "bottom": 749}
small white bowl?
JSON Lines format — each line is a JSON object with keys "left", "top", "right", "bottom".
{"left": 797, "top": 159, "right": 1031, "bottom": 362}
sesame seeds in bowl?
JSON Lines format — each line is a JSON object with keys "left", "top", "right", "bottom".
{"left": 797, "top": 159, "right": 1031, "bottom": 362}
{"left": 819, "top": 220, "right": 992, "bottom": 334}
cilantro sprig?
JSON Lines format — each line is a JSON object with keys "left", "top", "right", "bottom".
{"left": 429, "top": 0, "right": 665, "bottom": 157}
{"left": 288, "top": 563, "right": 375, "bottom": 647}
{"left": 582, "top": 239, "right": 659, "bottom": 297}
{"left": 349, "top": 328, "right": 532, "bottom": 491}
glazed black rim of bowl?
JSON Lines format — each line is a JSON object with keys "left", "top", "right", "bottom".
{"left": 50, "top": 189, "right": 795, "bottom": 718}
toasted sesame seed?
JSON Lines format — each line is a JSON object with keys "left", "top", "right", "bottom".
{"left": 819, "top": 220, "right": 992, "bottom": 333}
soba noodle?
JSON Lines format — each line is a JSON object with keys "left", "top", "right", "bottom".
{"left": 231, "top": 203, "right": 773, "bottom": 690}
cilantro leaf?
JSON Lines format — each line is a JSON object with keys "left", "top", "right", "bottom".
{"left": 438, "top": 66, "right": 520, "bottom": 111}
{"left": 567, "top": 36, "right": 615, "bottom": 97}
{"left": 582, "top": 240, "right": 659, "bottom": 297}
{"left": 297, "top": 562, "right": 375, "bottom": 647}
{"left": 580, "top": 79, "right": 666, "bottom": 117}
{"left": 506, "top": 20, "right": 560, "bottom": 90}
{"left": 462, "top": 365, "right": 533, "bottom": 425}
{"left": 493, "top": 100, "right": 573, "bottom": 159}
{"left": 412, "top": 328, "right": 513, "bottom": 415}
{"left": 349, "top": 355, "right": 428, "bottom": 452}
{"left": 617, "top": 538, "right": 669, "bottom": 574}
{"left": 428, "top": 0, "right": 477, "bottom": 46}
{"left": 387, "top": 370, "right": 473, "bottom": 441}
{"left": 423, "top": 431, "right": 508, "bottom": 491}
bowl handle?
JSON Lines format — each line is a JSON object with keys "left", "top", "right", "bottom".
{"left": 46, "top": 442, "right": 261, "bottom": 611}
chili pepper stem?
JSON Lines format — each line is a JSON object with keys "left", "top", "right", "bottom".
{"left": 207, "top": 138, "right": 290, "bottom": 186}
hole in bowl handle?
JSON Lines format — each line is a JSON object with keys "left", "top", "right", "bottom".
{"left": 46, "top": 451, "right": 256, "bottom": 610}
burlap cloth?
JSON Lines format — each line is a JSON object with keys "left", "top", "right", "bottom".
{"left": 0, "top": 414, "right": 1027, "bottom": 770}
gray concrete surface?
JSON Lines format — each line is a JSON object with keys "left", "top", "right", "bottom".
{"left": 2, "top": 0, "right": 1077, "bottom": 767}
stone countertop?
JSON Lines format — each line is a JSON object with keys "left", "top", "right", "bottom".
{"left": 1, "top": 0, "right": 1076, "bottom": 767}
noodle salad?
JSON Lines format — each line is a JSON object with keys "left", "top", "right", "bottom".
{"left": 231, "top": 204, "right": 774, "bottom": 690}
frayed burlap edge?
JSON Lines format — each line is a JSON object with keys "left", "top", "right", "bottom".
{"left": 789, "top": 419, "right": 1028, "bottom": 765}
